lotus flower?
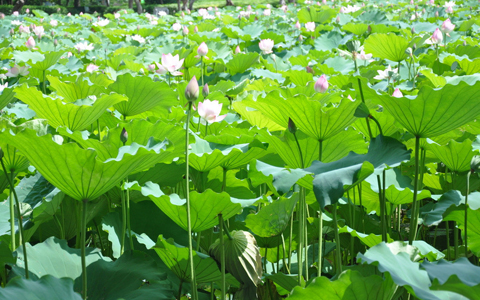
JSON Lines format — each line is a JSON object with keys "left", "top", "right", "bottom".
{"left": 12, "top": 11, "right": 18, "bottom": 16}
{"left": 235, "top": 45, "right": 241, "bottom": 54}
{"left": 259, "top": 39, "right": 274, "bottom": 54}
{"left": 183, "top": 26, "right": 189, "bottom": 35}
{"left": 373, "top": 65, "right": 398, "bottom": 80}
{"left": 6, "top": 65, "right": 29, "bottom": 77}
{"left": 0, "top": 82, "right": 8, "bottom": 93}
{"left": 172, "top": 23, "right": 182, "bottom": 31}
{"left": 154, "top": 63, "right": 168, "bottom": 75}
{"left": 314, "top": 74, "right": 329, "bottom": 93}
{"left": 74, "top": 41, "right": 94, "bottom": 52}
{"left": 295, "top": 21, "right": 301, "bottom": 30}
{"left": 86, "top": 64, "right": 99, "bottom": 73}
{"left": 197, "top": 42, "right": 208, "bottom": 57}
{"left": 50, "top": 19, "right": 58, "bottom": 27}
{"left": 161, "top": 53, "right": 184, "bottom": 76}
{"left": 305, "top": 22, "right": 316, "bottom": 32}
{"left": 431, "top": 28, "right": 443, "bottom": 44}
{"left": 25, "top": 36, "right": 35, "bottom": 49}
{"left": 392, "top": 88, "right": 403, "bottom": 98}
{"left": 441, "top": 18, "right": 455, "bottom": 33}
{"left": 198, "top": 99, "right": 226, "bottom": 124}
{"left": 33, "top": 26, "right": 44, "bottom": 38}
{"left": 131, "top": 34, "right": 145, "bottom": 43}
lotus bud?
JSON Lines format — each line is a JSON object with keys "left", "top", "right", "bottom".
{"left": 431, "top": 28, "right": 443, "bottom": 44}
{"left": 54, "top": 39, "right": 58, "bottom": 47}
{"left": 181, "top": 11, "right": 185, "bottom": 18}
{"left": 194, "top": 26, "right": 198, "bottom": 33}
{"left": 51, "top": 30, "right": 55, "bottom": 37}
{"left": 392, "top": 88, "right": 403, "bottom": 98}
{"left": 25, "top": 36, "right": 35, "bottom": 49}
{"left": 422, "top": 8, "right": 426, "bottom": 14}
{"left": 463, "top": 40, "right": 467, "bottom": 46}
{"left": 185, "top": 76, "right": 199, "bottom": 102}
{"left": 0, "top": 13, "right": 4, "bottom": 19}
{"left": 471, "top": 155, "right": 480, "bottom": 173}
{"left": 435, "top": 11, "right": 439, "bottom": 18}
{"left": 137, "top": 25, "right": 140, "bottom": 33}
{"left": 314, "top": 74, "right": 328, "bottom": 93}
{"left": 306, "top": 66, "right": 314, "bottom": 74}
{"left": 336, "top": 15, "right": 340, "bottom": 23}
{"left": 197, "top": 42, "right": 208, "bottom": 57}
{"left": 120, "top": 128, "right": 128, "bottom": 144}
{"left": 202, "top": 83, "right": 209, "bottom": 98}
{"left": 367, "top": 25, "right": 372, "bottom": 34}
{"left": 183, "top": 26, "right": 189, "bottom": 35}
{"left": 9, "top": 28, "right": 14, "bottom": 36}
{"left": 288, "top": 118, "right": 297, "bottom": 134}
{"left": 412, "top": 43, "right": 417, "bottom": 51}
{"left": 415, "top": 5, "right": 418, "bottom": 10}
{"left": 235, "top": 45, "right": 241, "bottom": 54}
{"left": 411, "top": 27, "right": 415, "bottom": 34}
{"left": 298, "top": 35, "right": 303, "bottom": 41}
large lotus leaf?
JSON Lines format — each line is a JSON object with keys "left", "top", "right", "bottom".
{"left": 297, "top": 7, "right": 336, "bottom": 24}
{"left": 58, "top": 120, "right": 180, "bottom": 172}
{"left": 153, "top": 235, "right": 222, "bottom": 283}
{"left": 14, "top": 85, "right": 126, "bottom": 131}
{"left": 220, "top": 141, "right": 267, "bottom": 170}
{"left": 245, "top": 193, "right": 298, "bottom": 237}
{"left": 342, "top": 23, "right": 369, "bottom": 35}
{"left": 149, "top": 189, "right": 242, "bottom": 232}
{"left": 209, "top": 230, "right": 262, "bottom": 298}
{"left": 110, "top": 73, "right": 177, "bottom": 117}
{"left": 442, "top": 56, "right": 480, "bottom": 76}
{"left": 29, "top": 51, "right": 64, "bottom": 71}
{"left": 424, "top": 258, "right": 480, "bottom": 300}
{"left": 289, "top": 269, "right": 396, "bottom": 300}
{"left": 444, "top": 206, "right": 480, "bottom": 257}
{"left": 248, "top": 91, "right": 359, "bottom": 142}
{"left": 226, "top": 52, "right": 259, "bottom": 75}
{"left": 308, "top": 135, "right": 411, "bottom": 210}
{"left": 0, "top": 142, "right": 30, "bottom": 175}
{"left": 364, "top": 33, "right": 409, "bottom": 62}
{"left": 48, "top": 76, "right": 109, "bottom": 102}
{"left": 338, "top": 226, "right": 393, "bottom": 247}
{"left": 427, "top": 139, "right": 476, "bottom": 172}
{"left": 0, "top": 128, "right": 170, "bottom": 201}
{"left": 14, "top": 237, "right": 107, "bottom": 280}
{"left": 368, "top": 81, "right": 480, "bottom": 137}
{"left": 0, "top": 276, "right": 82, "bottom": 300}
{"left": 0, "top": 86, "right": 16, "bottom": 110}
{"left": 357, "top": 242, "right": 461, "bottom": 300}
{"left": 314, "top": 31, "right": 351, "bottom": 51}
{"left": 233, "top": 98, "right": 285, "bottom": 132}
{"left": 75, "top": 251, "right": 175, "bottom": 300}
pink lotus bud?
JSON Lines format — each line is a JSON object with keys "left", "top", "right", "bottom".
{"left": 197, "top": 42, "right": 208, "bottom": 57}
{"left": 0, "top": 13, "right": 4, "bottom": 19}
{"left": 54, "top": 39, "right": 58, "bottom": 47}
{"left": 26, "top": 8, "right": 30, "bottom": 13}
{"left": 147, "top": 64, "right": 155, "bottom": 72}
{"left": 431, "top": 28, "right": 443, "bottom": 44}
{"left": 185, "top": 76, "right": 199, "bottom": 102}
{"left": 67, "top": 13, "right": 71, "bottom": 16}
{"left": 67, "top": 52, "right": 72, "bottom": 58}
{"left": 259, "top": 39, "right": 274, "bottom": 54}
{"left": 235, "top": 45, "right": 241, "bottom": 54}
{"left": 298, "top": 35, "right": 303, "bottom": 41}
{"left": 435, "top": 11, "right": 439, "bottom": 18}
{"left": 314, "top": 75, "right": 328, "bottom": 93}
{"left": 12, "top": 11, "right": 18, "bottom": 16}
{"left": 202, "top": 83, "right": 209, "bottom": 98}
{"left": 463, "top": 40, "right": 467, "bottom": 46}
{"left": 306, "top": 66, "right": 314, "bottom": 74}
{"left": 336, "top": 16, "right": 340, "bottom": 23}
{"left": 120, "top": 128, "right": 128, "bottom": 144}
{"left": 25, "top": 36, "right": 35, "bottom": 49}
{"left": 410, "top": 0, "right": 413, "bottom": 4}
{"left": 181, "top": 11, "right": 185, "bottom": 18}
{"left": 441, "top": 18, "right": 455, "bottom": 33}
{"left": 392, "top": 88, "right": 403, "bottom": 98}
{"left": 183, "top": 26, "right": 189, "bottom": 35}
{"left": 194, "top": 26, "right": 198, "bottom": 33}
{"left": 295, "top": 21, "right": 301, "bottom": 30}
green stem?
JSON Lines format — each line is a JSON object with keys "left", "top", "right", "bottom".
{"left": 185, "top": 103, "right": 198, "bottom": 300}
{"left": 454, "top": 222, "right": 458, "bottom": 259}
{"left": 281, "top": 233, "right": 290, "bottom": 274}
{"left": 433, "top": 225, "right": 438, "bottom": 248}
{"left": 369, "top": 115, "right": 383, "bottom": 136}
{"left": 332, "top": 204, "right": 342, "bottom": 275}
{"left": 205, "top": 122, "right": 208, "bottom": 137}
{"left": 318, "top": 212, "right": 323, "bottom": 273}
{"left": 409, "top": 136, "right": 420, "bottom": 245}
{"left": 126, "top": 178, "right": 133, "bottom": 251}
{"left": 293, "top": 132, "right": 304, "bottom": 169}
{"left": 42, "top": 70, "right": 46, "bottom": 94}
{"left": 297, "top": 187, "right": 306, "bottom": 284}
{"left": 178, "top": 280, "right": 184, "bottom": 300}
{"left": 318, "top": 140, "right": 323, "bottom": 162}
{"left": 288, "top": 213, "right": 293, "bottom": 273}
{"left": 465, "top": 171, "right": 471, "bottom": 257}
{"left": 120, "top": 182, "right": 126, "bottom": 255}
{"left": 1, "top": 161, "right": 27, "bottom": 278}
{"left": 93, "top": 220, "right": 104, "bottom": 254}
{"left": 446, "top": 221, "right": 451, "bottom": 260}
{"left": 201, "top": 57, "right": 204, "bottom": 88}
{"left": 357, "top": 78, "right": 373, "bottom": 139}
{"left": 53, "top": 214, "right": 65, "bottom": 240}
{"left": 219, "top": 213, "right": 226, "bottom": 300}
{"left": 9, "top": 186, "right": 15, "bottom": 250}
{"left": 81, "top": 199, "right": 88, "bottom": 300}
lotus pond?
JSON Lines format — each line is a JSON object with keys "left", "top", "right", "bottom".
{"left": 0, "top": 1, "right": 480, "bottom": 299}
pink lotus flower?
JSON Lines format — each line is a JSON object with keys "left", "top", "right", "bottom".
{"left": 19, "top": 25, "right": 30, "bottom": 33}
{"left": 374, "top": 65, "right": 398, "bottom": 80}
{"left": 74, "top": 41, "right": 94, "bottom": 52}
{"left": 50, "top": 19, "right": 58, "bottom": 27}
{"left": 198, "top": 99, "right": 226, "bottom": 124}
{"left": 33, "top": 26, "right": 44, "bottom": 38}
{"left": 392, "top": 88, "right": 403, "bottom": 98}
{"left": 295, "top": 21, "right": 301, "bottom": 30}
{"left": 194, "top": 26, "right": 198, "bottom": 33}
{"left": 235, "top": 45, "right": 241, "bottom": 54}
{"left": 86, "top": 64, "right": 99, "bottom": 73}
{"left": 172, "top": 23, "right": 182, "bottom": 31}
{"left": 441, "top": 18, "right": 455, "bottom": 33}
{"left": 12, "top": 11, "right": 18, "bottom": 16}
{"left": 161, "top": 53, "right": 184, "bottom": 76}
{"left": 114, "top": 12, "right": 121, "bottom": 19}
{"left": 131, "top": 34, "right": 145, "bottom": 43}
{"left": 25, "top": 36, "right": 36, "bottom": 49}
{"left": 25, "top": 8, "right": 30, "bottom": 14}
{"left": 197, "top": 42, "right": 208, "bottom": 57}
{"left": 431, "top": 28, "right": 443, "bottom": 44}
{"left": 147, "top": 64, "right": 156, "bottom": 72}
{"left": 263, "top": 9, "right": 271, "bottom": 16}
{"left": 259, "top": 39, "right": 274, "bottom": 54}
{"left": 6, "top": 65, "right": 29, "bottom": 77}
{"left": 305, "top": 22, "right": 316, "bottom": 32}
{"left": 154, "top": 63, "right": 167, "bottom": 75}
{"left": 314, "top": 74, "right": 328, "bottom": 93}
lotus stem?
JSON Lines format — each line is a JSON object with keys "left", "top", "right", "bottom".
{"left": 454, "top": 222, "right": 458, "bottom": 259}
{"left": 93, "top": 220, "right": 104, "bottom": 254}
{"left": 120, "top": 182, "right": 126, "bottom": 255}
{"left": 446, "top": 221, "right": 451, "bottom": 260}
{"left": 1, "top": 160, "right": 28, "bottom": 279}
{"left": 9, "top": 186, "right": 15, "bottom": 250}
{"left": 221, "top": 168, "right": 227, "bottom": 192}
{"left": 297, "top": 186, "right": 306, "bottom": 284}
{"left": 288, "top": 213, "right": 293, "bottom": 272}
{"left": 281, "top": 233, "right": 289, "bottom": 274}
{"left": 318, "top": 139, "right": 323, "bottom": 272}
{"left": 126, "top": 179, "right": 133, "bottom": 251}
{"left": 409, "top": 136, "right": 420, "bottom": 245}
{"left": 332, "top": 204, "right": 342, "bottom": 275}
{"left": 42, "top": 70, "right": 46, "bottom": 94}
{"left": 377, "top": 174, "right": 387, "bottom": 242}
{"left": 178, "top": 280, "right": 184, "bottom": 300}
{"left": 357, "top": 78, "right": 373, "bottom": 139}
{"left": 185, "top": 102, "right": 198, "bottom": 300}
{"left": 201, "top": 57, "right": 204, "bottom": 87}
{"left": 348, "top": 190, "right": 354, "bottom": 265}
{"left": 81, "top": 199, "right": 88, "bottom": 300}
{"left": 205, "top": 122, "right": 208, "bottom": 136}
{"left": 465, "top": 170, "right": 471, "bottom": 257}
{"left": 369, "top": 115, "right": 383, "bottom": 136}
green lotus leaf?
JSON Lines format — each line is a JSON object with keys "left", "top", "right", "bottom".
{"left": 29, "top": 51, "right": 64, "bottom": 71}
{"left": 0, "top": 86, "right": 16, "bottom": 111}
{"left": 314, "top": 31, "right": 351, "bottom": 51}
{"left": 110, "top": 73, "right": 177, "bottom": 117}
{"left": 0, "top": 128, "right": 170, "bottom": 201}
{"left": 427, "top": 139, "right": 476, "bottom": 172}
{"left": 209, "top": 230, "right": 262, "bottom": 299}
{"left": 444, "top": 205, "right": 480, "bottom": 257}
{"left": 289, "top": 269, "right": 396, "bottom": 300}
{"left": 364, "top": 33, "right": 409, "bottom": 62}
{"left": 153, "top": 235, "right": 222, "bottom": 283}
{"left": 342, "top": 23, "right": 369, "bottom": 35}
{"left": 0, "top": 276, "right": 82, "bottom": 300}
{"left": 367, "top": 81, "right": 480, "bottom": 137}
{"left": 14, "top": 85, "right": 126, "bottom": 131}
{"left": 226, "top": 52, "right": 259, "bottom": 75}
{"left": 338, "top": 226, "right": 393, "bottom": 247}
{"left": 233, "top": 98, "right": 285, "bottom": 132}
{"left": 245, "top": 193, "right": 298, "bottom": 237}
{"left": 297, "top": 7, "right": 337, "bottom": 24}
{"left": 309, "top": 135, "right": 411, "bottom": 210}
{"left": 150, "top": 189, "right": 242, "bottom": 232}
{"left": 48, "top": 76, "right": 110, "bottom": 102}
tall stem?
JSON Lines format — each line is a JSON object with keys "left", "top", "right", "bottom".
{"left": 126, "top": 178, "right": 133, "bottom": 250}
{"left": 1, "top": 161, "right": 27, "bottom": 278}
{"left": 318, "top": 139, "right": 323, "bottom": 274}
{"left": 81, "top": 199, "right": 88, "bottom": 300}
{"left": 409, "top": 136, "right": 420, "bottom": 245}
{"left": 185, "top": 103, "right": 198, "bottom": 299}
{"left": 377, "top": 174, "right": 387, "bottom": 242}
{"left": 332, "top": 204, "right": 342, "bottom": 275}
{"left": 219, "top": 214, "right": 226, "bottom": 300}
{"left": 446, "top": 221, "right": 451, "bottom": 260}
{"left": 465, "top": 171, "right": 471, "bottom": 257}
{"left": 120, "top": 182, "right": 126, "bottom": 255}
{"left": 297, "top": 187, "right": 306, "bottom": 284}
{"left": 9, "top": 186, "right": 15, "bottom": 250}
{"left": 43, "top": 70, "right": 46, "bottom": 94}
{"left": 201, "top": 57, "right": 204, "bottom": 87}
{"left": 357, "top": 78, "right": 373, "bottom": 139}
